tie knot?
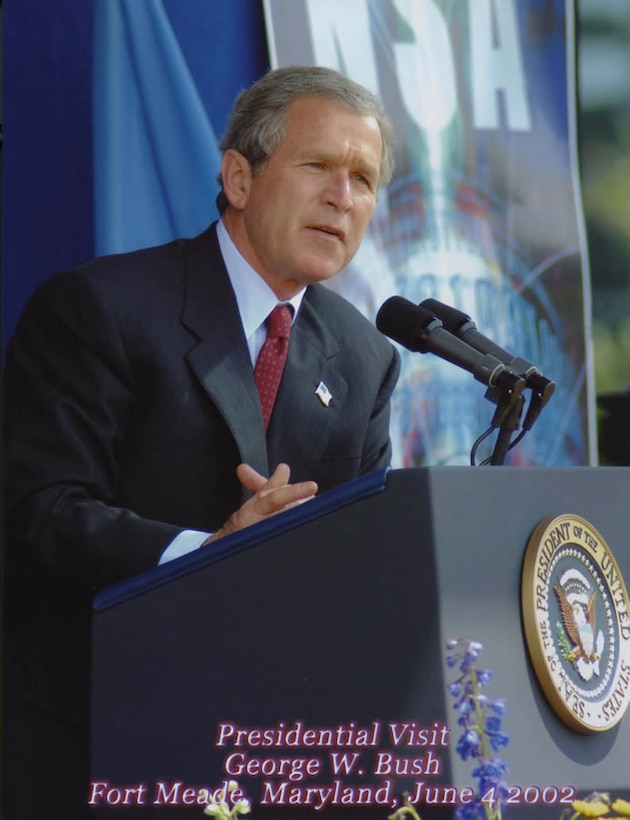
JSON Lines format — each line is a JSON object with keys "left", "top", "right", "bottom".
{"left": 266, "top": 304, "right": 293, "bottom": 340}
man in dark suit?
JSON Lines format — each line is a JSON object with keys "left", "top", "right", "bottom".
{"left": 4, "top": 66, "right": 399, "bottom": 818}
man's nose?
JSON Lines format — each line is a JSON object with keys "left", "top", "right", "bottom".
{"left": 324, "top": 171, "right": 353, "bottom": 210}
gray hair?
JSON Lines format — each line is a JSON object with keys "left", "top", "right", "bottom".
{"left": 217, "top": 65, "right": 394, "bottom": 213}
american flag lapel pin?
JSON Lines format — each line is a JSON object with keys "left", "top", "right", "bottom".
{"left": 315, "top": 381, "right": 332, "bottom": 407}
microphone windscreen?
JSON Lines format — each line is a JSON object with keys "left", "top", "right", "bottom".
{"left": 376, "top": 296, "right": 435, "bottom": 352}
{"left": 420, "top": 298, "right": 472, "bottom": 333}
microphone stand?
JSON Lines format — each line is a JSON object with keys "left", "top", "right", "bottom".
{"left": 489, "top": 393, "right": 525, "bottom": 465}
{"left": 472, "top": 373, "right": 525, "bottom": 466}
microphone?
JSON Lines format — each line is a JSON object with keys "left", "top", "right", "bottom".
{"left": 420, "top": 298, "right": 555, "bottom": 429}
{"left": 376, "top": 296, "right": 526, "bottom": 398}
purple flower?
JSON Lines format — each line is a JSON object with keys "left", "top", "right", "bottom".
{"left": 471, "top": 760, "right": 509, "bottom": 781}
{"left": 488, "top": 730, "right": 510, "bottom": 752}
{"left": 455, "top": 799, "right": 487, "bottom": 819}
{"left": 456, "top": 696, "right": 475, "bottom": 717}
{"left": 476, "top": 669, "right": 493, "bottom": 685}
{"left": 473, "top": 758, "right": 511, "bottom": 811}
{"left": 456, "top": 729, "right": 481, "bottom": 760}
{"left": 446, "top": 637, "right": 511, "bottom": 818}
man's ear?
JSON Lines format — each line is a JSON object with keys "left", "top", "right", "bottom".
{"left": 220, "top": 150, "right": 252, "bottom": 211}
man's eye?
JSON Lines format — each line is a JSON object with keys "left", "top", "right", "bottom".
{"left": 354, "top": 173, "right": 373, "bottom": 188}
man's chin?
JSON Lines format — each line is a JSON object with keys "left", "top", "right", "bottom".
{"left": 304, "top": 266, "right": 346, "bottom": 287}
{"left": 299, "top": 253, "right": 350, "bottom": 285}
{"left": 272, "top": 253, "right": 353, "bottom": 296}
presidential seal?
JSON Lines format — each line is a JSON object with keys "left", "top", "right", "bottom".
{"left": 521, "top": 514, "right": 630, "bottom": 733}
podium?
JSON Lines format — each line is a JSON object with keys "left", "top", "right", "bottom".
{"left": 91, "top": 467, "right": 630, "bottom": 818}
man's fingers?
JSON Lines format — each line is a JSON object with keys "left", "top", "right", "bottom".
{"left": 209, "top": 463, "right": 317, "bottom": 543}
{"left": 256, "top": 480, "right": 318, "bottom": 514}
{"left": 235, "top": 463, "right": 268, "bottom": 493}
{"left": 236, "top": 462, "right": 291, "bottom": 494}
{"left": 279, "top": 494, "right": 318, "bottom": 512}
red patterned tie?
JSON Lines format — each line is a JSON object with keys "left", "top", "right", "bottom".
{"left": 254, "top": 305, "right": 293, "bottom": 432}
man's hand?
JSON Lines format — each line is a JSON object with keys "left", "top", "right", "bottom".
{"left": 204, "top": 463, "right": 317, "bottom": 544}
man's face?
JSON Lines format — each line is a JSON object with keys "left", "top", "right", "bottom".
{"left": 224, "top": 95, "right": 383, "bottom": 299}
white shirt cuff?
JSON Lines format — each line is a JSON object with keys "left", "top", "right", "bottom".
{"left": 158, "top": 529, "right": 210, "bottom": 565}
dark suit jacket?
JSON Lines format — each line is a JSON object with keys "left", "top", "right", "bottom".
{"left": 4, "top": 223, "right": 399, "bottom": 720}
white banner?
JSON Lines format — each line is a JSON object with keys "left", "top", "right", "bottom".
{"left": 264, "top": 0, "right": 595, "bottom": 467}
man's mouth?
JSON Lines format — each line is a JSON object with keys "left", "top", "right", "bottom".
{"left": 309, "top": 225, "right": 345, "bottom": 242}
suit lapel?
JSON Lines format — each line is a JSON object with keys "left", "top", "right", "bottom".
{"left": 181, "top": 226, "right": 269, "bottom": 478}
{"left": 180, "top": 227, "right": 350, "bottom": 484}
{"left": 266, "top": 292, "right": 347, "bottom": 473}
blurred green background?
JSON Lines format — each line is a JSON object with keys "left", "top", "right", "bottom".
{"left": 578, "top": 0, "right": 630, "bottom": 464}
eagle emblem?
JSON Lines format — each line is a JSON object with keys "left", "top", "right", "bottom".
{"left": 554, "top": 568, "right": 605, "bottom": 682}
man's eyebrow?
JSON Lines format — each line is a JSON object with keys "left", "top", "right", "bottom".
{"left": 296, "top": 150, "right": 379, "bottom": 179}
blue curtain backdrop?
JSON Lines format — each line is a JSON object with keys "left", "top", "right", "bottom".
{"left": 3, "top": 0, "right": 269, "bottom": 345}
{"left": 94, "top": 0, "right": 221, "bottom": 256}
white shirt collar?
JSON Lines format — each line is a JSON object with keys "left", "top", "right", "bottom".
{"left": 217, "top": 219, "right": 304, "bottom": 349}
